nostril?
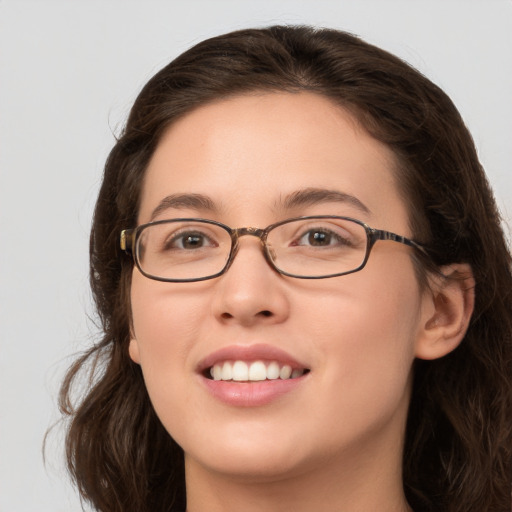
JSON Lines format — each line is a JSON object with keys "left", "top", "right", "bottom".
{"left": 259, "top": 310, "right": 272, "bottom": 317}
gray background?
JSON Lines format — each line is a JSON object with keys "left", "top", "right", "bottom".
{"left": 1, "top": 1, "right": 511, "bottom": 510}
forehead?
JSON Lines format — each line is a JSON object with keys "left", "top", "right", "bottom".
{"left": 138, "top": 92, "right": 409, "bottom": 231}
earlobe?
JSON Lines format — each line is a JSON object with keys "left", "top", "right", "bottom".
{"left": 415, "top": 264, "right": 475, "bottom": 360}
{"left": 129, "top": 338, "right": 141, "bottom": 364}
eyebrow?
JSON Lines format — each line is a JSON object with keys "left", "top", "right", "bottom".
{"left": 150, "top": 193, "right": 217, "bottom": 221}
{"left": 149, "top": 187, "right": 371, "bottom": 222}
{"left": 277, "top": 187, "right": 371, "bottom": 215}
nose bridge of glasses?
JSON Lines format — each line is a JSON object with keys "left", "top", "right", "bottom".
{"left": 229, "top": 226, "right": 275, "bottom": 264}
{"left": 231, "top": 227, "right": 267, "bottom": 246}
{"left": 234, "top": 226, "right": 265, "bottom": 238}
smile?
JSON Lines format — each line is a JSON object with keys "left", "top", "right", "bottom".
{"left": 198, "top": 344, "right": 310, "bottom": 406}
{"left": 209, "top": 360, "right": 308, "bottom": 381}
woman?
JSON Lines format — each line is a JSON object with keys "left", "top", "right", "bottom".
{"left": 60, "top": 26, "right": 512, "bottom": 511}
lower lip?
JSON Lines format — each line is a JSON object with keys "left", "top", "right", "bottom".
{"left": 201, "top": 375, "right": 308, "bottom": 407}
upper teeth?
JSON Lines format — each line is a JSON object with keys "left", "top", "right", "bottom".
{"left": 209, "top": 360, "right": 305, "bottom": 381}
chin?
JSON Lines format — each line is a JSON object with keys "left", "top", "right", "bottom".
{"left": 179, "top": 421, "right": 314, "bottom": 481}
{"left": 185, "top": 447, "right": 310, "bottom": 483}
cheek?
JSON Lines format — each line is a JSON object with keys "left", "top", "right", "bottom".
{"left": 305, "top": 254, "right": 421, "bottom": 347}
{"left": 131, "top": 274, "right": 206, "bottom": 350}
{"left": 129, "top": 274, "right": 211, "bottom": 400}
{"left": 130, "top": 286, "right": 216, "bottom": 444}
{"left": 301, "top": 261, "right": 422, "bottom": 423}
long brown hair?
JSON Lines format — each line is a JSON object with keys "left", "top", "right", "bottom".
{"left": 59, "top": 26, "right": 512, "bottom": 511}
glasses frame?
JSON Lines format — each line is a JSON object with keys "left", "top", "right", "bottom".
{"left": 120, "top": 216, "right": 428, "bottom": 283}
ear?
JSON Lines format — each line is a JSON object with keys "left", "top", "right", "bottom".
{"left": 415, "top": 264, "right": 475, "bottom": 360}
{"left": 128, "top": 338, "right": 141, "bottom": 364}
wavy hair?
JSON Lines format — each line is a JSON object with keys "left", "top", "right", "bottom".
{"left": 59, "top": 26, "right": 512, "bottom": 511}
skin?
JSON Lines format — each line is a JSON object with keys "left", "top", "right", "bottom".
{"left": 129, "top": 92, "right": 474, "bottom": 512}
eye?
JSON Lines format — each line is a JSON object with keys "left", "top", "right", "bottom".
{"left": 300, "top": 229, "right": 334, "bottom": 246}
{"left": 165, "top": 230, "right": 217, "bottom": 250}
{"left": 295, "top": 228, "right": 348, "bottom": 247}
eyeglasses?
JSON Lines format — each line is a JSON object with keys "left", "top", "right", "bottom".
{"left": 120, "top": 216, "right": 427, "bottom": 282}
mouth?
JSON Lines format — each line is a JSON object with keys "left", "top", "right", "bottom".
{"left": 198, "top": 344, "right": 310, "bottom": 406}
{"left": 205, "top": 360, "right": 310, "bottom": 382}
{"left": 198, "top": 343, "right": 311, "bottom": 383}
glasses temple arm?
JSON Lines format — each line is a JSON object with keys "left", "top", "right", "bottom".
{"left": 371, "top": 229, "right": 428, "bottom": 255}
{"left": 120, "top": 229, "right": 135, "bottom": 253}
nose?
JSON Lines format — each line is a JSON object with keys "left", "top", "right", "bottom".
{"left": 211, "top": 236, "right": 290, "bottom": 327}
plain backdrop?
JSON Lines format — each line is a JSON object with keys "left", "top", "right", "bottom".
{"left": 1, "top": 1, "right": 511, "bottom": 510}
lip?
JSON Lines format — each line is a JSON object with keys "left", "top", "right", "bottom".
{"left": 197, "top": 344, "right": 310, "bottom": 407}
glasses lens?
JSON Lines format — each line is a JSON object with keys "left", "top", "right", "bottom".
{"left": 267, "top": 217, "right": 368, "bottom": 277}
{"left": 136, "top": 220, "right": 232, "bottom": 281}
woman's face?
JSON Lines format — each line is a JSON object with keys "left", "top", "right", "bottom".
{"left": 129, "top": 92, "right": 429, "bottom": 481}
